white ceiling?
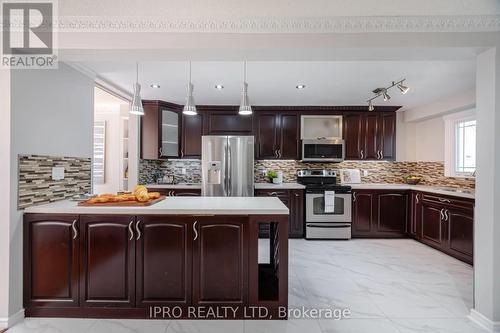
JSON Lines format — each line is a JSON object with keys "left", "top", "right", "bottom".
{"left": 79, "top": 60, "right": 475, "bottom": 111}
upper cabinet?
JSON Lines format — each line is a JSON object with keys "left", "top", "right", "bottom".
{"left": 343, "top": 112, "right": 396, "bottom": 161}
{"left": 141, "top": 101, "right": 182, "bottom": 159}
{"left": 203, "top": 109, "right": 253, "bottom": 135}
{"left": 181, "top": 113, "right": 204, "bottom": 158}
{"left": 255, "top": 111, "right": 299, "bottom": 160}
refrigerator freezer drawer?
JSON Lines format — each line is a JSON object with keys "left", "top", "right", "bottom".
{"left": 305, "top": 223, "right": 351, "bottom": 240}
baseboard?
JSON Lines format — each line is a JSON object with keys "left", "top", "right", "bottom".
{"left": 469, "top": 309, "right": 500, "bottom": 332}
{"left": 0, "top": 308, "right": 25, "bottom": 330}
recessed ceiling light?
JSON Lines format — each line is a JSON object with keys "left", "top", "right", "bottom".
{"left": 150, "top": 84, "right": 160, "bottom": 89}
{"left": 215, "top": 84, "right": 224, "bottom": 90}
{"left": 296, "top": 84, "right": 306, "bottom": 90}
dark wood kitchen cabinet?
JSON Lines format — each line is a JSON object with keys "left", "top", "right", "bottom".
{"left": 192, "top": 216, "right": 248, "bottom": 305}
{"left": 204, "top": 109, "right": 253, "bottom": 135}
{"left": 255, "top": 188, "right": 304, "bottom": 238}
{"left": 79, "top": 215, "right": 136, "bottom": 308}
{"left": 135, "top": 216, "right": 192, "bottom": 307}
{"left": 418, "top": 193, "right": 474, "bottom": 264}
{"left": 141, "top": 100, "right": 182, "bottom": 159}
{"left": 181, "top": 113, "right": 204, "bottom": 158}
{"left": 407, "top": 191, "right": 422, "bottom": 238}
{"left": 255, "top": 111, "right": 299, "bottom": 160}
{"left": 352, "top": 190, "right": 407, "bottom": 237}
{"left": 24, "top": 214, "right": 80, "bottom": 308}
{"left": 343, "top": 112, "right": 396, "bottom": 161}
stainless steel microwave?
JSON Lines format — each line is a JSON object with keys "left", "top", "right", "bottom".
{"left": 301, "top": 138, "right": 345, "bottom": 162}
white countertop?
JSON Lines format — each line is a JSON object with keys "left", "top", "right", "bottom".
{"left": 254, "top": 183, "right": 306, "bottom": 190}
{"left": 346, "top": 183, "right": 475, "bottom": 199}
{"left": 146, "top": 183, "right": 202, "bottom": 189}
{"left": 145, "top": 183, "right": 306, "bottom": 190}
{"left": 24, "top": 197, "right": 289, "bottom": 215}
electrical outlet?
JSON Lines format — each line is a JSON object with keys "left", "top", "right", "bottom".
{"left": 181, "top": 168, "right": 186, "bottom": 175}
{"left": 363, "top": 170, "right": 369, "bottom": 177}
{"left": 52, "top": 167, "right": 65, "bottom": 180}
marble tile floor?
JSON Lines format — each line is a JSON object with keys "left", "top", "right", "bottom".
{"left": 9, "top": 239, "right": 485, "bottom": 333}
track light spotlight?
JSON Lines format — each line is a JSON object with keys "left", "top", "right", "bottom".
{"left": 382, "top": 90, "right": 391, "bottom": 101}
{"left": 368, "top": 100, "right": 374, "bottom": 111}
{"left": 397, "top": 82, "right": 410, "bottom": 94}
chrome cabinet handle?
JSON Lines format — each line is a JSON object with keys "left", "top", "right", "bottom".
{"left": 295, "top": 193, "right": 300, "bottom": 197}
{"left": 180, "top": 149, "right": 184, "bottom": 158}
{"left": 128, "top": 220, "right": 134, "bottom": 240}
{"left": 71, "top": 219, "right": 78, "bottom": 240}
{"left": 376, "top": 151, "right": 380, "bottom": 159}
{"left": 135, "top": 220, "right": 142, "bottom": 240}
{"left": 440, "top": 209, "right": 445, "bottom": 221}
{"left": 360, "top": 150, "right": 364, "bottom": 159}
{"left": 193, "top": 221, "right": 198, "bottom": 241}
{"left": 380, "top": 151, "right": 384, "bottom": 159}
{"left": 274, "top": 149, "right": 278, "bottom": 158}
{"left": 159, "top": 147, "right": 163, "bottom": 156}
{"left": 269, "top": 192, "right": 278, "bottom": 197}
{"left": 438, "top": 198, "right": 451, "bottom": 203}
{"left": 415, "top": 193, "right": 420, "bottom": 204}
{"left": 444, "top": 209, "right": 449, "bottom": 222}
{"left": 277, "top": 148, "right": 282, "bottom": 159}
{"left": 353, "top": 192, "right": 357, "bottom": 202}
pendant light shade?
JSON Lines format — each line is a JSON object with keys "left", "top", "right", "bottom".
{"left": 129, "top": 62, "right": 144, "bottom": 116}
{"left": 183, "top": 61, "right": 197, "bottom": 116}
{"left": 239, "top": 61, "right": 252, "bottom": 115}
{"left": 183, "top": 82, "right": 197, "bottom": 116}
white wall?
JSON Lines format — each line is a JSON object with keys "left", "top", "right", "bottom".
{"left": 0, "top": 70, "right": 12, "bottom": 329}
{"left": 8, "top": 63, "right": 94, "bottom": 322}
{"left": 396, "top": 112, "right": 445, "bottom": 162}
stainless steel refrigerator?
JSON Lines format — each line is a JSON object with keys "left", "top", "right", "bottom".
{"left": 201, "top": 136, "right": 254, "bottom": 197}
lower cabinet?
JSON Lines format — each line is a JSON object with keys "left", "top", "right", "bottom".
{"left": 192, "top": 217, "right": 248, "bottom": 305}
{"left": 24, "top": 214, "right": 80, "bottom": 308}
{"left": 255, "top": 189, "right": 304, "bottom": 238}
{"left": 417, "top": 194, "right": 474, "bottom": 264}
{"left": 352, "top": 190, "right": 408, "bottom": 237}
{"left": 25, "top": 214, "right": 250, "bottom": 313}
{"left": 79, "top": 215, "right": 136, "bottom": 308}
{"left": 135, "top": 216, "right": 192, "bottom": 308}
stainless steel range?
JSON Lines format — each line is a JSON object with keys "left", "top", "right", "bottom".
{"left": 297, "top": 169, "right": 352, "bottom": 240}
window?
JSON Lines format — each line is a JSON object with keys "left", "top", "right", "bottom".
{"left": 444, "top": 110, "right": 476, "bottom": 178}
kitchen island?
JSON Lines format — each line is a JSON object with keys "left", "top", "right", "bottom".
{"left": 23, "top": 197, "right": 289, "bottom": 320}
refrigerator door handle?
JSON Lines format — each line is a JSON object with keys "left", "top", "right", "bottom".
{"left": 227, "top": 139, "right": 231, "bottom": 196}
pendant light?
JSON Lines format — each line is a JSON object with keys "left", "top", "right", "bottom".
{"left": 239, "top": 61, "right": 252, "bottom": 115}
{"left": 183, "top": 61, "right": 197, "bottom": 116}
{"left": 129, "top": 62, "right": 144, "bottom": 116}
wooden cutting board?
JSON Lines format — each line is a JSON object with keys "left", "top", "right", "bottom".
{"left": 78, "top": 196, "right": 166, "bottom": 207}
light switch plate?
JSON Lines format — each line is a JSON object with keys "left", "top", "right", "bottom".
{"left": 363, "top": 170, "right": 369, "bottom": 176}
{"left": 52, "top": 166, "right": 65, "bottom": 180}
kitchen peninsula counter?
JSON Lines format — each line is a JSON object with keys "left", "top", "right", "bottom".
{"left": 23, "top": 197, "right": 289, "bottom": 320}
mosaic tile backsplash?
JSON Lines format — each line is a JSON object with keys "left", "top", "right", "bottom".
{"left": 255, "top": 160, "right": 475, "bottom": 189}
{"left": 139, "top": 158, "right": 474, "bottom": 189}
{"left": 18, "top": 154, "right": 91, "bottom": 209}
{"left": 139, "top": 159, "right": 201, "bottom": 185}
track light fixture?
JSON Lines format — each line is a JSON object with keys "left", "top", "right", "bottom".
{"left": 366, "top": 79, "right": 409, "bottom": 111}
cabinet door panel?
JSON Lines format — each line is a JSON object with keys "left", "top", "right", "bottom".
{"left": 379, "top": 113, "right": 396, "bottom": 160}
{"left": 193, "top": 217, "right": 248, "bottom": 305}
{"left": 352, "top": 192, "right": 374, "bottom": 236}
{"left": 420, "top": 203, "right": 445, "bottom": 247}
{"left": 363, "top": 114, "right": 379, "bottom": 160}
{"left": 290, "top": 190, "right": 304, "bottom": 238}
{"left": 24, "top": 214, "right": 79, "bottom": 308}
{"left": 80, "top": 215, "right": 135, "bottom": 307}
{"left": 279, "top": 113, "right": 299, "bottom": 159}
{"left": 447, "top": 208, "right": 473, "bottom": 263}
{"left": 206, "top": 113, "right": 253, "bottom": 135}
{"left": 256, "top": 114, "right": 278, "bottom": 159}
{"left": 376, "top": 193, "right": 407, "bottom": 235}
{"left": 136, "top": 216, "right": 192, "bottom": 307}
{"left": 141, "top": 103, "right": 160, "bottom": 159}
{"left": 182, "top": 113, "right": 203, "bottom": 158}
{"left": 343, "top": 114, "right": 363, "bottom": 160}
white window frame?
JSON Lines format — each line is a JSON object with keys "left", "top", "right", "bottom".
{"left": 444, "top": 109, "right": 476, "bottom": 178}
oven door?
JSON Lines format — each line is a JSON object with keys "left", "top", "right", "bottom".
{"left": 302, "top": 139, "right": 345, "bottom": 162}
{"left": 305, "top": 192, "right": 352, "bottom": 223}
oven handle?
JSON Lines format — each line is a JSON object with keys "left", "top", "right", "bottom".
{"left": 307, "top": 224, "right": 351, "bottom": 228}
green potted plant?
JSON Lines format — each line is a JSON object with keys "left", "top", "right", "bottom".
{"left": 266, "top": 170, "right": 278, "bottom": 183}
